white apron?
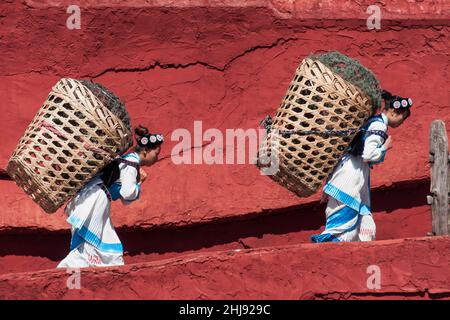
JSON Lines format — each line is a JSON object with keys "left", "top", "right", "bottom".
{"left": 312, "top": 113, "right": 388, "bottom": 242}
{"left": 57, "top": 152, "right": 141, "bottom": 268}
{"left": 56, "top": 176, "right": 124, "bottom": 268}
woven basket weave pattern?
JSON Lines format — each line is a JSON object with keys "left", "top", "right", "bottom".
{"left": 6, "top": 78, "right": 133, "bottom": 213}
{"left": 258, "top": 58, "right": 373, "bottom": 197}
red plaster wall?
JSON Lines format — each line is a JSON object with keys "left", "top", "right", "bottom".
{"left": 0, "top": 0, "right": 449, "bottom": 299}
{"left": 0, "top": 0, "right": 449, "bottom": 231}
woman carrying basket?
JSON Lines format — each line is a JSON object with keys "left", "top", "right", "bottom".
{"left": 57, "top": 125, "right": 163, "bottom": 268}
{"left": 311, "top": 90, "right": 413, "bottom": 243}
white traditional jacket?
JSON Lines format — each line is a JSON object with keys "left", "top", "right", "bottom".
{"left": 323, "top": 113, "right": 389, "bottom": 215}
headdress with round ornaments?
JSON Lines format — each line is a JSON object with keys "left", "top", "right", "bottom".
{"left": 137, "top": 133, "right": 164, "bottom": 148}
{"left": 389, "top": 95, "right": 413, "bottom": 110}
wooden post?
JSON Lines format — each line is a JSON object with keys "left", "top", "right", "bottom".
{"left": 428, "top": 120, "right": 449, "bottom": 236}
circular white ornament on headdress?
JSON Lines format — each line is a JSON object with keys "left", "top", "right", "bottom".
{"left": 401, "top": 100, "right": 408, "bottom": 107}
{"left": 140, "top": 137, "right": 149, "bottom": 145}
{"left": 408, "top": 98, "right": 413, "bottom": 106}
{"left": 393, "top": 101, "right": 401, "bottom": 109}
{"left": 156, "top": 134, "right": 163, "bottom": 142}
{"left": 150, "top": 135, "right": 157, "bottom": 143}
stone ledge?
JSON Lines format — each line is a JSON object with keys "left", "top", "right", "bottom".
{"left": 19, "top": 0, "right": 450, "bottom": 22}
{"left": 0, "top": 236, "right": 448, "bottom": 299}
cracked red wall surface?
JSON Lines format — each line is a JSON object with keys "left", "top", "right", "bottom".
{"left": 0, "top": 0, "right": 449, "bottom": 300}
{"left": 0, "top": 2, "right": 449, "bottom": 231}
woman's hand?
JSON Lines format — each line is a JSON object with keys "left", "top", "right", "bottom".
{"left": 139, "top": 168, "right": 148, "bottom": 183}
{"left": 383, "top": 136, "right": 393, "bottom": 151}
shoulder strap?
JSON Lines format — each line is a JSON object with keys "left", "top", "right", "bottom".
{"left": 100, "top": 160, "right": 121, "bottom": 188}
{"left": 363, "top": 115, "right": 384, "bottom": 129}
{"left": 365, "top": 129, "right": 388, "bottom": 141}
{"left": 349, "top": 116, "right": 388, "bottom": 157}
{"left": 361, "top": 115, "right": 388, "bottom": 141}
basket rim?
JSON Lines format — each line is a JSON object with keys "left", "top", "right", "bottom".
{"left": 302, "top": 57, "right": 373, "bottom": 110}
{"left": 55, "top": 78, "right": 133, "bottom": 143}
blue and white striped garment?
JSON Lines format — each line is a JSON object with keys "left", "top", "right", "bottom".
{"left": 311, "top": 114, "right": 387, "bottom": 243}
{"left": 57, "top": 152, "right": 142, "bottom": 267}
{"left": 311, "top": 203, "right": 361, "bottom": 242}
{"left": 64, "top": 176, "right": 124, "bottom": 255}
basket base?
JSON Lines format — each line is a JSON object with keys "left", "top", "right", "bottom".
{"left": 269, "top": 166, "right": 317, "bottom": 198}
{"left": 6, "top": 159, "right": 58, "bottom": 214}
{"left": 255, "top": 153, "right": 317, "bottom": 198}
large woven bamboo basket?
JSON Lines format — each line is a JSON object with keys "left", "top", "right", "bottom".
{"left": 6, "top": 78, "right": 133, "bottom": 213}
{"left": 257, "top": 58, "right": 373, "bottom": 197}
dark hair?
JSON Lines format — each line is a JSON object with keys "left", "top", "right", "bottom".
{"left": 382, "top": 90, "right": 411, "bottom": 120}
{"left": 134, "top": 125, "right": 160, "bottom": 152}
{"left": 135, "top": 124, "right": 149, "bottom": 137}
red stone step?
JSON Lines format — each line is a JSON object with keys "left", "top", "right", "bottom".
{"left": 0, "top": 181, "right": 432, "bottom": 275}
{"left": 0, "top": 236, "right": 448, "bottom": 300}
{"left": 0, "top": 0, "right": 448, "bottom": 234}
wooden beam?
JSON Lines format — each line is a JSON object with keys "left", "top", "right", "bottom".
{"left": 429, "top": 120, "right": 449, "bottom": 236}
